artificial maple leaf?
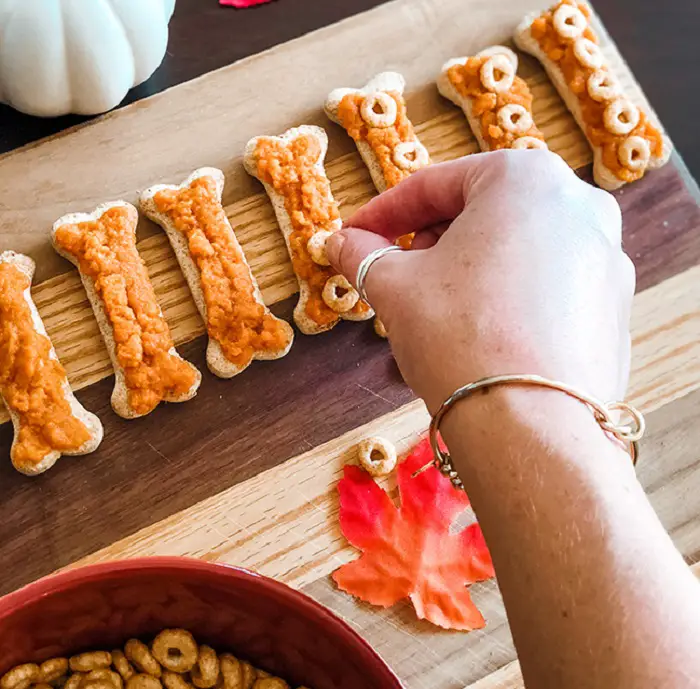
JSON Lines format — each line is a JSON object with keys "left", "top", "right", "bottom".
{"left": 333, "top": 437, "right": 495, "bottom": 630}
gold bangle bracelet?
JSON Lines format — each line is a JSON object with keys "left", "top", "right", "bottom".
{"left": 419, "top": 374, "right": 645, "bottom": 490}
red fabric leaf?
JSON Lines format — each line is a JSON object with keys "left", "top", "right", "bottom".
{"left": 219, "top": 0, "right": 273, "bottom": 7}
{"left": 333, "top": 437, "right": 495, "bottom": 630}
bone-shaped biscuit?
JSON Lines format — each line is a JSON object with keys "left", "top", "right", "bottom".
{"left": 0, "top": 251, "right": 103, "bottom": 475}
{"left": 140, "top": 168, "right": 294, "bottom": 376}
{"left": 325, "top": 72, "right": 431, "bottom": 194}
{"left": 244, "top": 125, "right": 374, "bottom": 336}
{"left": 514, "top": 0, "right": 671, "bottom": 189}
{"left": 52, "top": 202, "right": 202, "bottom": 418}
{"left": 438, "top": 46, "right": 548, "bottom": 153}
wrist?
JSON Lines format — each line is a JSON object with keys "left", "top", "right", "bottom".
{"left": 439, "top": 384, "right": 634, "bottom": 480}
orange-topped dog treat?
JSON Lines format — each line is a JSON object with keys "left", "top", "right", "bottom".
{"left": 245, "top": 126, "right": 373, "bottom": 335}
{"left": 438, "top": 46, "right": 547, "bottom": 152}
{"left": 53, "top": 202, "right": 201, "bottom": 418}
{"left": 140, "top": 168, "right": 294, "bottom": 376}
{"left": 515, "top": 0, "right": 671, "bottom": 189}
{"left": 325, "top": 72, "right": 430, "bottom": 193}
{"left": 0, "top": 251, "right": 103, "bottom": 474}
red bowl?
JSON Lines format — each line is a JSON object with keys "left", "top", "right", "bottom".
{"left": 0, "top": 558, "right": 402, "bottom": 689}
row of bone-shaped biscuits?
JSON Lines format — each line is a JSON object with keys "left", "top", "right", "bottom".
{"left": 1, "top": 0, "right": 670, "bottom": 475}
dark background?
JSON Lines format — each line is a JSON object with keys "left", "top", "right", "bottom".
{"left": 0, "top": 0, "right": 698, "bottom": 178}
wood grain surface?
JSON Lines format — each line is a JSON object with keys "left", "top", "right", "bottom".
{"left": 0, "top": 0, "right": 698, "bottom": 687}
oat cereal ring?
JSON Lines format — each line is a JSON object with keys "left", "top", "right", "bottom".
{"left": 240, "top": 664, "right": 256, "bottom": 689}
{"left": 111, "top": 652, "right": 134, "bottom": 683}
{"left": 374, "top": 317, "right": 388, "bottom": 339}
{"left": 618, "top": 135, "right": 651, "bottom": 172}
{"left": 306, "top": 231, "right": 332, "bottom": 267}
{"left": 217, "top": 655, "right": 241, "bottom": 689}
{"left": 603, "top": 98, "right": 640, "bottom": 136}
{"left": 69, "top": 654, "right": 112, "bottom": 674}
{"left": 64, "top": 674, "right": 84, "bottom": 689}
{"left": 81, "top": 680, "right": 115, "bottom": 689}
{"left": 497, "top": 104, "right": 533, "bottom": 135}
{"left": 357, "top": 436, "right": 397, "bottom": 477}
{"left": 552, "top": 3, "right": 587, "bottom": 39}
{"left": 322, "top": 275, "right": 359, "bottom": 314}
{"left": 252, "top": 680, "right": 288, "bottom": 689}
{"left": 84, "top": 669, "right": 122, "bottom": 689}
{"left": 479, "top": 55, "right": 515, "bottom": 93}
{"left": 151, "top": 630, "right": 198, "bottom": 673}
{"left": 360, "top": 92, "right": 398, "bottom": 128}
{"left": 511, "top": 136, "right": 547, "bottom": 150}
{"left": 190, "top": 647, "right": 219, "bottom": 689}
{"left": 39, "top": 660, "right": 68, "bottom": 684}
{"left": 125, "top": 675, "right": 161, "bottom": 689}
{"left": 392, "top": 141, "right": 429, "bottom": 172}
{"left": 124, "top": 641, "right": 161, "bottom": 679}
{"left": 161, "top": 673, "right": 191, "bottom": 689}
{"left": 572, "top": 37, "right": 603, "bottom": 70}
{"left": 586, "top": 70, "right": 619, "bottom": 102}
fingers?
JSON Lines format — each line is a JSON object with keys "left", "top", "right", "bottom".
{"left": 326, "top": 228, "right": 394, "bottom": 289}
{"left": 345, "top": 156, "right": 483, "bottom": 241}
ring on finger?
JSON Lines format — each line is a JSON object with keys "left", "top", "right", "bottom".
{"left": 355, "top": 246, "right": 403, "bottom": 303}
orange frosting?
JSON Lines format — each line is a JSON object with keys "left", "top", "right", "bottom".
{"left": 254, "top": 133, "right": 370, "bottom": 327}
{"left": 531, "top": 0, "right": 663, "bottom": 182}
{"left": 152, "top": 177, "right": 290, "bottom": 365}
{"left": 0, "top": 263, "right": 91, "bottom": 469}
{"left": 337, "top": 91, "right": 426, "bottom": 189}
{"left": 446, "top": 58, "right": 545, "bottom": 150}
{"left": 54, "top": 206, "right": 198, "bottom": 415}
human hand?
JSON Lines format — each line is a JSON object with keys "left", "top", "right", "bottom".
{"left": 327, "top": 150, "right": 634, "bottom": 413}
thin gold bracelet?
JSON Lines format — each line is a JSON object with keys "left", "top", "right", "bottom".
{"left": 417, "top": 374, "right": 645, "bottom": 490}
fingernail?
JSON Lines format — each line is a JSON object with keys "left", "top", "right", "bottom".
{"left": 326, "top": 230, "right": 346, "bottom": 268}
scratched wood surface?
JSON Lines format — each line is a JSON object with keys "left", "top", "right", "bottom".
{"left": 0, "top": 0, "right": 699, "bottom": 688}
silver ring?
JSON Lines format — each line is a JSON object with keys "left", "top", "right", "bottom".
{"left": 355, "top": 246, "right": 403, "bottom": 303}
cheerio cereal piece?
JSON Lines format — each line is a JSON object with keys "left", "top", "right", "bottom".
{"left": 111, "top": 652, "right": 135, "bottom": 683}
{"left": 39, "top": 660, "right": 69, "bottom": 684}
{"left": 0, "top": 663, "right": 41, "bottom": 689}
{"left": 82, "top": 680, "right": 116, "bottom": 689}
{"left": 252, "top": 680, "right": 288, "bottom": 689}
{"left": 151, "top": 630, "right": 198, "bottom": 674}
{"left": 64, "top": 674, "right": 84, "bottom": 689}
{"left": 374, "top": 318, "right": 388, "bottom": 339}
{"left": 190, "top": 647, "right": 218, "bottom": 689}
{"left": 126, "top": 676, "right": 161, "bottom": 689}
{"left": 70, "top": 654, "right": 112, "bottom": 674}
{"left": 124, "top": 642, "right": 161, "bottom": 678}
{"left": 84, "top": 669, "right": 122, "bottom": 689}
{"left": 161, "top": 673, "right": 191, "bottom": 689}
{"left": 240, "top": 664, "right": 256, "bottom": 689}
{"left": 321, "top": 275, "right": 359, "bottom": 314}
{"left": 357, "top": 436, "right": 398, "bottom": 477}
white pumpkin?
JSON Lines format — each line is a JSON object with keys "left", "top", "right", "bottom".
{"left": 0, "top": 0, "right": 176, "bottom": 117}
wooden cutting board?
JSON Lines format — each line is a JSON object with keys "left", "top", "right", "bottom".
{"left": 1, "top": 0, "right": 700, "bottom": 687}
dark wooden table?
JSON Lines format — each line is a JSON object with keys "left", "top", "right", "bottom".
{"left": 0, "top": 0, "right": 698, "bottom": 177}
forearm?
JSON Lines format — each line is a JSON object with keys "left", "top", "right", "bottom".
{"left": 443, "top": 388, "right": 700, "bottom": 688}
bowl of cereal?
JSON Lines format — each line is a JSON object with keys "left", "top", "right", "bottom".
{"left": 0, "top": 558, "right": 403, "bottom": 689}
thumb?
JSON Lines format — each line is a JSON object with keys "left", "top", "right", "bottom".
{"left": 326, "top": 227, "right": 395, "bottom": 293}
